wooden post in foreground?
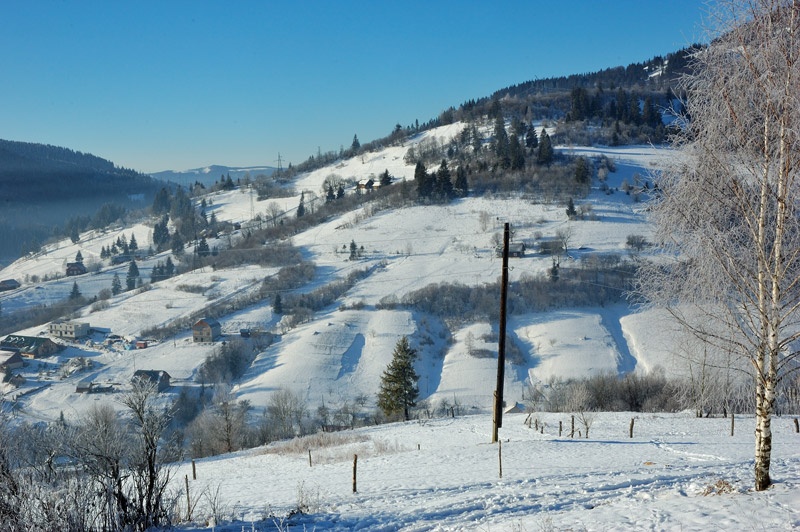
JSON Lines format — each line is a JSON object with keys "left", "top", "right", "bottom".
{"left": 629, "top": 418, "right": 635, "bottom": 438}
{"left": 185, "top": 475, "right": 191, "bottom": 520}
{"left": 352, "top": 454, "right": 358, "bottom": 493}
{"left": 491, "top": 223, "right": 510, "bottom": 444}
{"left": 498, "top": 440, "right": 503, "bottom": 479}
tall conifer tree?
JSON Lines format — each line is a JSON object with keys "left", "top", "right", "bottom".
{"left": 377, "top": 337, "right": 420, "bottom": 421}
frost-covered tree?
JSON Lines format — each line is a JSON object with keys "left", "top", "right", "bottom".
{"left": 637, "top": 0, "right": 800, "bottom": 491}
{"left": 377, "top": 336, "right": 419, "bottom": 421}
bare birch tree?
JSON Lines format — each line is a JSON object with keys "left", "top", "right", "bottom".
{"left": 638, "top": 0, "right": 800, "bottom": 491}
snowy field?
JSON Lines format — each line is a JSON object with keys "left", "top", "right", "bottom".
{"left": 172, "top": 411, "right": 800, "bottom": 531}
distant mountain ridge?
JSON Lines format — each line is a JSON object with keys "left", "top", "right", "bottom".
{"left": 150, "top": 165, "right": 276, "bottom": 188}
{"left": 0, "top": 139, "right": 156, "bottom": 201}
{"left": 0, "top": 139, "right": 160, "bottom": 261}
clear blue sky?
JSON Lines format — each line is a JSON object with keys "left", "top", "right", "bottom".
{"left": 0, "top": 1, "right": 707, "bottom": 174}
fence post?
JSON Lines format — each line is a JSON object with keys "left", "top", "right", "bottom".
{"left": 731, "top": 412, "right": 735, "bottom": 437}
{"left": 794, "top": 418, "right": 799, "bottom": 433}
{"left": 498, "top": 440, "right": 503, "bottom": 479}
{"left": 308, "top": 449, "right": 312, "bottom": 467}
{"left": 352, "top": 454, "right": 358, "bottom": 493}
{"left": 191, "top": 459, "right": 196, "bottom": 480}
{"left": 559, "top": 420, "right": 563, "bottom": 437}
{"left": 185, "top": 475, "right": 191, "bottom": 520}
{"left": 629, "top": 418, "right": 635, "bottom": 438}
{"left": 571, "top": 415, "right": 575, "bottom": 438}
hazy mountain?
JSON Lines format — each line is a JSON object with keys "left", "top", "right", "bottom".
{"left": 0, "top": 139, "right": 161, "bottom": 262}
{"left": 150, "top": 165, "right": 276, "bottom": 188}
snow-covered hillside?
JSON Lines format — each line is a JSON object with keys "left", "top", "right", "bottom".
{"left": 1, "top": 123, "right": 682, "bottom": 423}
{"left": 170, "top": 411, "right": 800, "bottom": 531}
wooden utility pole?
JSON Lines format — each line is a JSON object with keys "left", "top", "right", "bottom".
{"left": 492, "top": 223, "right": 510, "bottom": 443}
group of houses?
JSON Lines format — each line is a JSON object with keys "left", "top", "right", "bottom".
{"left": 3, "top": 316, "right": 223, "bottom": 395}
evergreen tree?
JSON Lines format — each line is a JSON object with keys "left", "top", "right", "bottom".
{"left": 493, "top": 114, "right": 510, "bottom": 168}
{"left": 153, "top": 215, "right": 170, "bottom": 251}
{"left": 69, "top": 281, "right": 81, "bottom": 300}
{"left": 171, "top": 232, "right": 185, "bottom": 255}
{"left": 566, "top": 197, "right": 578, "bottom": 219}
{"left": 152, "top": 187, "right": 172, "bottom": 215}
{"left": 297, "top": 192, "right": 306, "bottom": 218}
{"left": 642, "top": 95, "right": 660, "bottom": 127}
{"left": 537, "top": 129, "right": 554, "bottom": 164}
{"left": 150, "top": 263, "right": 165, "bottom": 283}
{"left": 569, "top": 87, "right": 590, "bottom": 121}
{"left": 454, "top": 166, "right": 469, "bottom": 197}
{"left": 377, "top": 336, "right": 420, "bottom": 421}
{"left": 574, "top": 156, "right": 590, "bottom": 184}
{"left": 196, "top": 237, "right": 210, "bottom": 257}
{"left": 379, "top": 169, "right": 392, "bottom": 187}
{"left": 511, "top": 116, "right": 525, "bottom": 139}
{"left": 337, "top": 184, "right": 345, "bottom": 199}
{"left": 70, "top": 226, "right": 80, "bottom": 244}
{"left": 414, "top": 161, "right": 432, "bottom": 199}
{"left": 111, "top": 273, "right": 122, "bottom": 296}
{"left": 435, "top": 159, "right": 454, "bottom": 201}
{"left": 326, "top": 184, "right": 335, "bottom": 203}
{"left": 273, "top": 293, "right": 283, "bottom": 314}
{"left": 349, "top": 239, "right": 358, "bottom": 260}
{"left": 129, "top": 233, "right": 138, "bottom": 252}
{"left": 351, "top": 134, "right": 360, "bottom": 152}
{"left": 509, "top": 135, "right": 525, "bottom": 171}
{"left": 126, "top": 260, "right": 140, "bottom": 291}
{"left": 627, "top": 95, "right": 642, "bottom": 125}
{"left": 165, "top": 256, "right": 175, "bottom": 277}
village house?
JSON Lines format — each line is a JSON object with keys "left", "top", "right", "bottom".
{"left": 131, "top": 369, "right": 171, "bottom": 392}
{"left": 0, "top": 350, "right": 24, "bottom": 371}
{"left": 356, "top": 178, "right": 375, "bottom": 194}
{"left": 495, "top": 242, "right": 526, "bottom": 258}
{"left": 0, "top": 279, "right": 21, "bottom": 291}
{"left": 0, "top": 335, "right": 61, "bottom": 359}
{"left": 65, "top": 262, "right": 87, "bottom": 276}
{"left": 49, "top": 320, "right": 90, "bottom": 340}
{"left": 75, "top": 378, "right": 114, "bottom": 394}
{"left": 192, "top": 317, "right": 221, "bottom": 343}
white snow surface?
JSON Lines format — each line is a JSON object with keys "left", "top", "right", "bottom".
{"left": 171, "top": 412, "right": 800, "bottom": 531}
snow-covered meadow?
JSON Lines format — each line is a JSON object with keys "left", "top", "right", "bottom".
{"left": 172, "top": 411, "right": 800, "bottom": 531}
